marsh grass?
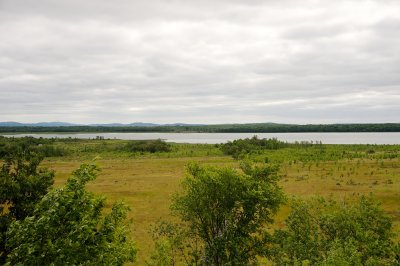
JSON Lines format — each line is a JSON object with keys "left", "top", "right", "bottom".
{"left": 35, "top": 140, "right": 400, "bottom": 264}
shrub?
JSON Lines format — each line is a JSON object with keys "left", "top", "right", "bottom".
{"left": 5, "top": 164, "right": 137, "bottom": 265}
{"left": 220, "top": 136, "right": 288, "bottom": 159}
{"left": 271, "top": 196, "right": 398, "bottom": 265}
{"left": 124, "top": 139, "right": 171, "bottom": 153}
{"left": 0, "top": 148, "right": 54, "bottom": 263}
{"left": 0, "top": 137, "right": 66, "bottom": 158}
{"left": 170, "top": 161, "right": 285, "bottom": 265}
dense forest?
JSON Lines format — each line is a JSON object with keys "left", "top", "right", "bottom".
{"left": 1, "top": 123, "right": 400, "bottom": 133}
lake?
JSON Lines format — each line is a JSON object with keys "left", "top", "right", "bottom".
{"left": 2, "top": 132, "right": 400, "bottom": 144}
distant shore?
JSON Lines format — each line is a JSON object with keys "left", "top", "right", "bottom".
{"left": 0, "top": 123, "right": 400, "bottom": 133}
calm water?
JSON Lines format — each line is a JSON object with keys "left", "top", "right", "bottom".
{"left": 2, "top": 132, "right": 400, "bottom": 144}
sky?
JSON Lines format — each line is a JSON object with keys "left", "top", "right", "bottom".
{"left": 0, "top": 0, "right": 399, "bottom": 124}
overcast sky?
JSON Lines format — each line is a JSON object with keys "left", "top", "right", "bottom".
{"left": 0, "top": 0, "right": 399, "bottom": 124}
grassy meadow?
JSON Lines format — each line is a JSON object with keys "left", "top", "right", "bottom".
{"left": 31, "top": 138, "right": 400, "bottom": 264}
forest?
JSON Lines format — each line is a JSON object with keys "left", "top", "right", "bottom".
{"left": 1, "top": 122, "right": 400, "bottom": 133}
{"left": 0, "top": 136, "right": 399, "bottom": 265}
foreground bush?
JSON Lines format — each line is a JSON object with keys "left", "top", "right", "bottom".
{"left": 149, "top": 162, "right": 285, "bottom": 265}
{"left": 5, "top": 164, "right": 137, "bottom": 265}
{"left": 0, "top": 149, "right": 54, "bottom": 263}
{"left": 271, "top": 196, "right": 398, "bottom": 265}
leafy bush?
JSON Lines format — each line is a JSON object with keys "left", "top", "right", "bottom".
{"left": 0, "top": 148, "right": 54, "bottom": 263}
{"left": 270, "top": 196, "right": 398, "bottom": 265}
{"left": 5, "top": 164, "right": 137, "bottom": 265}
{"left": 164, "top": 161, "right": 285, "bottom": 265}
{"left": 124, "top": 139, "right": 171, "bottom": 153}
{"left": 220, "top": 136, "right": 288, "bottom": 159}
{"left": 37, "top": 144, "right": 66, "bottom": 157}
{"left": 0, "top": 137, "right": 66, "bottom": 158}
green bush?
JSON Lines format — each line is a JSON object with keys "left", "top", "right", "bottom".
{"left": 165, "top": 161, "right": 285, "bottom": 265}
{"left": 37, "top": 144, "right": 66, "bottom": 157}
{"left": 0, "top": 137, "right": 66, "bottom": 158}
{"left": 5, "top": 164, "right": 137, "bottom": 265}
{"left": 271, "top": 196, "right": 398, "bottom": 265}
{"left": 123, "top": 139, "right": 171, "bottom": 153}
{"left": 220, "top": 136, "right": 288, "bottom": 159}
{"left": 0, "top": 148, "right": 54, "bottom": 263}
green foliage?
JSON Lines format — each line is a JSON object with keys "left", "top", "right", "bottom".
{"left": 5, "top": 164, "right": 137, "bottom": 265}
{"left": 241, "top": 142, "right": 400, "bottom": 164}
{"left": 123, "top": 139, "right": 172, "bottom": 153}
{"left": 0, "top": 148, "right": 54, "bottom": 263}
{"left": 271, "top": 196, "right": 398, "bottom": 265}
{"left": 220, "top": 136, "right": 288, "bottom": 159}
{"left": 146, "top": 220, "right": 202, "bottom": 266}
{"left": 0, "top": 149, "right": 54, "bottom": 220}
{"left": 171, "top": 161, "right": 285, "bottom": 265}
{"left": 0, "top": 136, "right": 66, "bottom": 158}
{"left": 36, "top": 144, "right": 66, "bottom": 157}
{"left": 320, "top": 239, "right": 363, "bottom": 266}
{"left": 147, "top": 239, "right": 174, "bottom": 266}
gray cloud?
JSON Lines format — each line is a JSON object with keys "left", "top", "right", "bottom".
{"left": 0, "top": 0, "right": 399, "bottom": 124}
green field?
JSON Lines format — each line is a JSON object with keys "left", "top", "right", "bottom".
{"left": 26, "top": 138, "right": 399, "bottom": 264}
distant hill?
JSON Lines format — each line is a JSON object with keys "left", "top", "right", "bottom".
{"left": 0, "top": 121, "right": 80, "bottom": 127}
{"left": 0, "top": 122, "right": 25, "bottom": 127}
{"left": 164, "top": 123, "right": 204, "bottom": 126}
{"left": 33, "top": 122, "right": 81, "bottom": 127}
{"left": 89, "top": 122, "right": 159, "bottom": 127}
{"left": 0, "top": 122, "right": 205, "bottom": 127}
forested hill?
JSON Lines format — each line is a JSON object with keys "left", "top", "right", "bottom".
{"left": 1, "top": 123, "right": 400, "bottom": 133}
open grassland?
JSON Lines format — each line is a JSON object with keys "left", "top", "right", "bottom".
{"left": 29, "top": 139, "right": 399, "bottom": 264}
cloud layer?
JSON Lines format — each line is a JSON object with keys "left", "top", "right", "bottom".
{"left": 1, "top": 0, "right": 399, "bottom": 124}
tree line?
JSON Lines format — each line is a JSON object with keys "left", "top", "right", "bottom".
{"left": 1, "top": 123, "right": 400, "bottom": 133}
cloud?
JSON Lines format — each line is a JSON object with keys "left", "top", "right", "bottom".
{"left": 0, "top": 0, "right": 399, "bottom": 124}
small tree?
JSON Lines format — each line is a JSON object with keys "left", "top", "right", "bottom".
{"left": 0, "top": 148, "right": 54, "bottom": 263}
{"left": 5, "top": 163, "right": 137, "bottom": 265}
{"left": 171, "top": 161, "right": 285, "bottom": 265}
